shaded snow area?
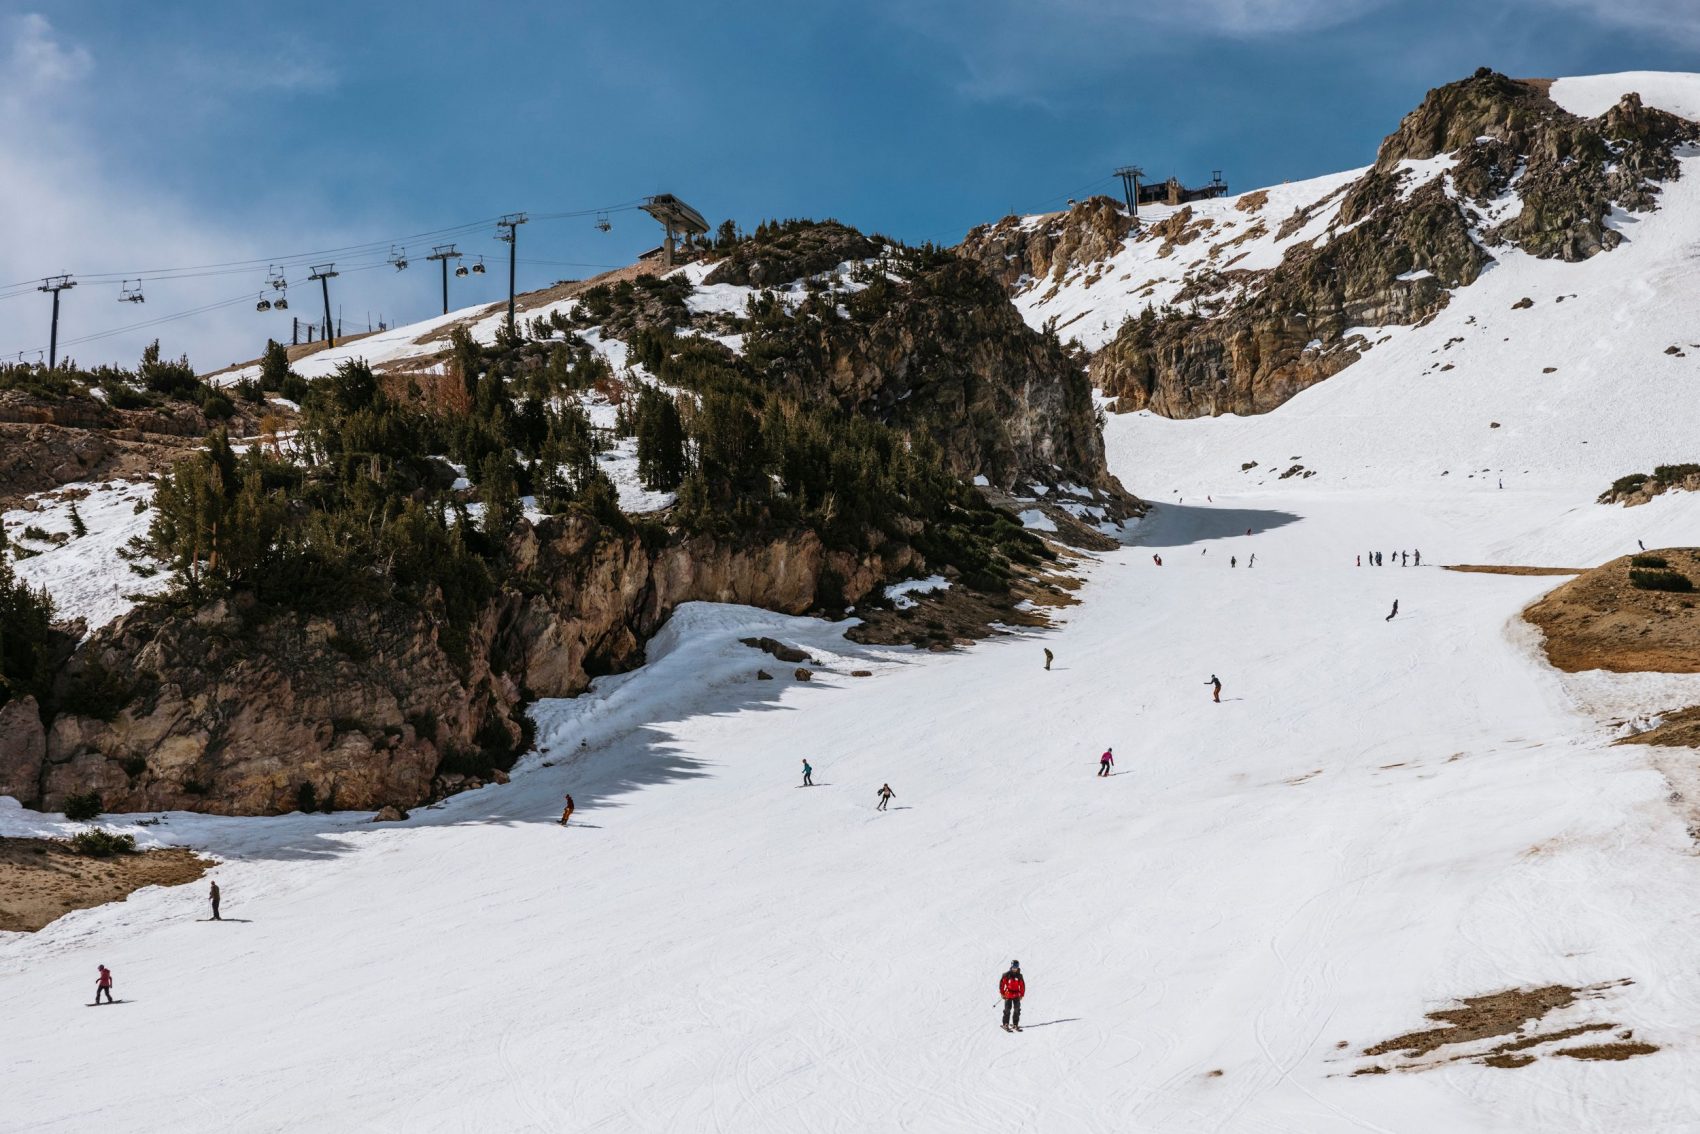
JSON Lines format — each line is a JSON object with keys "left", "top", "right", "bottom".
{"left": 9, "top": 73, "right": 1700, "bottom": 1133}
{"left": 4, "top": 479, "right": 165, "bottom": 632}
{"left": 882, "top": 574, "right": 951, "bottom": 610}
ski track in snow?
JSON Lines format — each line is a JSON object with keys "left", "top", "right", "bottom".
{"left": 8, "top": 69, "right": 1700, "bottom": 1134}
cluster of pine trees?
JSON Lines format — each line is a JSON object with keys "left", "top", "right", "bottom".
{"left": 0, "top": 532, "right": 56, "bottom": 708}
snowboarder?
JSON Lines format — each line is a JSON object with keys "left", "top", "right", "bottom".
{"left": 876, "top": 784, "right": 895, "bottom": 811}
{"left": 1246, "top": 527, "right": 1252, "bottom": 536}
{"left": 1248, "top": 553, "right": 1256, "bottom": 568}
{"left": 94, "top": 964, "right": 114, "bottom": 1005}
{"left": 1357, "top": 554, "right": 1361, "bottom": 567}
{"left": 1230, "top": 556, "right": 1237, "bottom": 568}
{"left": 801, "top": 760, "right": 814, "bottom": 787}
{"left": 1639, "top": 539, "right": 1646, "bottom": 551}
{"left": 1386, "top": 599, "right": 1399, "bottom": 622}
{"left": 1153, "top": 554, "right": 1162, "bottom": 567}
{"left": 1043, "top": 648, "right": 1053, "bottom": 671}
{"left": 1207, "top": 674, "right": 1222, "bottom": 703}
{"left": 1413, "top": 549, "right": 1421, "bottom": 566}
{"left": 1098, "top": 748, "right": 1114, "bottom": 777}
{"left": 558, "top": 794, "right": 574, "bottom": 826}
{"left": 209, "top": 880, "right": 221, "bottom": 921}
{"left": 1000, "top": 961, "right": 1025, "bottom": 1031}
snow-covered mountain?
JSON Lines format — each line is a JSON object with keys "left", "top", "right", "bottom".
{"left": 7, "top": 71, "right": 1700, "bottom": 1133}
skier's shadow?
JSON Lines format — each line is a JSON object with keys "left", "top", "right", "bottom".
{"left": 1019, "top": 1018, "right": 1079, "bottom": 1029}
{"left": 889, "top": 806, "right": 914, "bottom": 811}
{"left": 565, "top": 822, "right": 604, "bottom": 829}
{"left": 1103, "top": 771, "right": 1132, "bottom": 777}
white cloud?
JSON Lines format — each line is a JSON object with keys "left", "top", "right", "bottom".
{"left": 6, "top": 12, "right": 92, "bottom": 87}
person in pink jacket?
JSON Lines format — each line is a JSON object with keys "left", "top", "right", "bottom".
{"left": 94, "top": 964, "right": 114, "bottom": 1005}
{"left": 1098, "top": 748, "right": 1114, "bottom": 777}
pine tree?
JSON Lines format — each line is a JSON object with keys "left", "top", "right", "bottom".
{"left": 634, "top": 386, "right": 687, "bottom": 492}
{"left": 0, "top": 528, "right": 56, "bottom": 707}
{"left": 69, "top": 503, "right": 87, "bottom": 539}
{"left": 259, "top": 339, "right": 294, "bottom": 393}
{"left": 478, "top": 452, "right": 521, "bottom": 539}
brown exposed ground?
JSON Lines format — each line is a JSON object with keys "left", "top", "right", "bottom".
{"left": 1524, "top": 549, "right": 1700, "bottom": 672}
{"left": 1356, "top": 981, "right": 1653, "bottom": 1073}
{"left": 1445, "top": 564, "right": 1583, "bottom": 576}
{"left": 847, "top": 563, "right": 1078, "bottom": 650}
{"left": 1617, "top": 704, "right": 1700, "bottom": 749}
{"left": 0, "top": 836, "right": 210, "bottom": 933}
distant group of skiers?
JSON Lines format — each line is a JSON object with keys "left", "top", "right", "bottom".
{"left": 1359, "top": 549, "right": 1420, "bottom": 567}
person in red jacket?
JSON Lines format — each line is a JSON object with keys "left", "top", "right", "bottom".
{"left": 94, "top": 964, "right": 114, "bottom": 1005}
{"left": 999, "top": 961, "right": 1025, "bottom": 1031}
{"left": 1098, "top": 748, "right": 1114, "bottom": 777}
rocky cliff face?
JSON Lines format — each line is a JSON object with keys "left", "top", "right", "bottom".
{"left": 0, "top": 515, "right": 918, "bottom": 816}
{"left": 1084, "top": 70, "right": 1700, "bottom": 418}
{"left": 751, "top": 254, "right": 1138, "bottom": 517}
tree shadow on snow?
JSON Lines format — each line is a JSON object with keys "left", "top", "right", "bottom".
{"left": 1131, "top": 503, "right": 1301, "bottom": 549}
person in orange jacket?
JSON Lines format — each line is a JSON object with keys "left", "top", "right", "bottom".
{"left": 558, "top": 794, "right": 574, "bottom": 826}
{"left": 999, "top": 961, "right": 1025, "bottom": 1031}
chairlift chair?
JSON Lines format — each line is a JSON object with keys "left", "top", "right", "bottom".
{"left": 595, "top": 213, "right": 611, "bottom": 233}
{"left": 256, "top": 294, "right": 273, "bottom": 312}
{"left": 390, "top": 245, "right": 409, "bottom": 271}
{"left": 471, "top": 256, "right": 486, "bottom": 274}
{"left": 118, "top": 280, "right": 145, "bottom": 303}
{"left": 454, "top": 264, "right": 469, "bottom": 277}
{"left": 274, "top": 297, "right": 288, "bottom": 310}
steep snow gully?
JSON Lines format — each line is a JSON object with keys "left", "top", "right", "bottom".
{"left": 8, "top": 70, "right": 1700, "bottom": 1133}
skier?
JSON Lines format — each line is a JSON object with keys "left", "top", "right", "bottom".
{"left": 558, "top": 794, "right": 574, "bottom": 826}
{"left": 1043, "top": 648, "right": 1053, "bottom": 672}
{"left": 1386, "top": 599, "right": 1399, "bottom": 622}
{"left": 209, "top": 880, "right": 221, "bottom": 921}
{"left": 94, "top": 964, "right": 114, "bottom": 1005}
{"left": 1357, "top": 554, "right": 1361, "bottom": 567}
{"left": 1098, "top": 748, "right": 1114, "bottom": 777}
{"left": 1230, "top": 556, "right": 1237, "bottom": 568}
{"left": 1401, "top": 551, "right": 1408, "bottom": 567}
{"left": 1207, "top": 674, "right": 1222, "bottom": 703}
{"left": 876, "top": 783, "right": 895, "bottom": 811}
{"left": 1000, "top": 961, "right": 1026, "bottom": 1032}
{"left": 1153, "top": 554, "right": 1162, "bottom": 567}
{"left": 1246, "top": 527, "right": 1252, "bottom": 536}
{"left": 1639, "top": 539, "right": 1646, "bottom": 551}
{"left": 1248, "top": 553, "right": 1256, "bottom": 568}
{"left": 801, "top": 759, "right": 814, "bottom": 787}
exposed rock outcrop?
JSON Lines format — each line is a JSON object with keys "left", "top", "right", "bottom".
{"left": 959, "top": 196, "right": 1133, "bottom": 294}
{"left": 9, "top": 515, "right": 919, "bottom": 816}
{"left": 755, "top": 255, "right": 1138, "bottom": 517}
{"left": 1088, "top": 69, "right": 1700, "bottom": 418}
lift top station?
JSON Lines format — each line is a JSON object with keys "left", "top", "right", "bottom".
{"left": 641, "top": 194, "right": 709, "bottom": 266}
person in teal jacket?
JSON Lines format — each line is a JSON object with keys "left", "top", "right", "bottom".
{"left": 801, "top": 759, "right": 813, "bottom": 787}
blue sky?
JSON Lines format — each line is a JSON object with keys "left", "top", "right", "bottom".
{"left": 2, "top": 1, "right": 1696, "bottom": 367}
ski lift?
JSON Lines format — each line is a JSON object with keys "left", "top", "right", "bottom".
{"left": 389, "top": 245, "right": 409, "bottom": 271}
{"left": 255, "top": 293, "right": 273, "bottom": 312}
{"left": 118, "top": 279, "right": 145, "bottom": 303}
{"left": 471, "top": 256, "right": 486, "bottom": 274}
{"left": 274, "top": 296, "right": 288, "bottom": 310}
{"left": 595, "top": 213, "right": 611, "bottom": 233}
{"left": 454, "top": 263, "right": 470, "bottom": 277}
{"left": 267, "top": 265, "right": 288, "bottom": 291}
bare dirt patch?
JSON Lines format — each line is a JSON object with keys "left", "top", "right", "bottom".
{"left": 1357, "top": 980, "right": 1650, "bottom": 1073}
{"left": 1445, "top": 564, "right": 1582, "bottom": 576}
{"left": 0, "top": 836, "right": 210, "bottom": 933}
{"left": 1617, "top": 704, "right": 1700, "bottom": 749}
{"left": 1524, "top": 549, "right": 1700, "bottom": 672}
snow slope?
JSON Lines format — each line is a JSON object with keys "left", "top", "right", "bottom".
{"left": 8, "top": 71, "right": 1700, "bottom": 1133}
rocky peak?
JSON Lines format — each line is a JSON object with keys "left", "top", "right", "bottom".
{"left": 959, "top": 196, "right": 1133, "bottom": 294}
